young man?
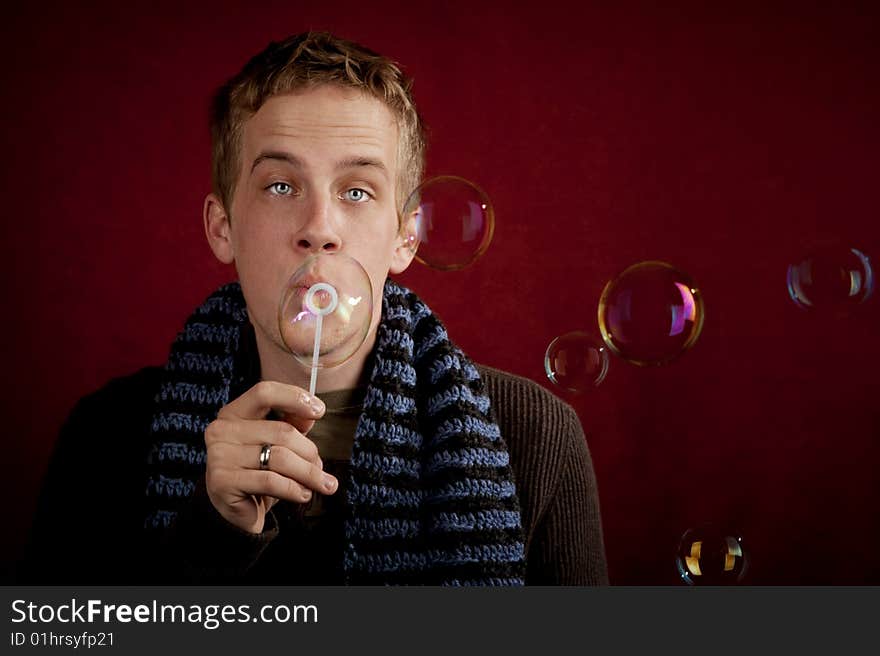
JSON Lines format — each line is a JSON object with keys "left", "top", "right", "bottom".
{"left": 21, "top": 32, "right": 608, "bottom": 585}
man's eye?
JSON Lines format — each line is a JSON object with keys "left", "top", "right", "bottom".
{"left": 268, "top": 182, "right": 293, "bottom": 195}
{"left": 343, "top": 188, "right": 370, "bottom": 202}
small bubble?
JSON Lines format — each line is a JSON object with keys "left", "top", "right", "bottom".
{"left": 787, "top": 245, "right": 873, "bottom": 311}
{"left": 544, "top": 332, "right": 610, "bottom": 392}
{"left": 675, "top": 523, "right": 749, "bottom": 586}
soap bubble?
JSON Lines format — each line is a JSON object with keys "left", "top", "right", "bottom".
{"left": 787, "top": 245, "right": 873, "bottom": 311}
{"left": 598, "top": 261, "right": 705, "bottom": 366}
{"left": 675, "top": 523, "right": 749, "bottom": 585}
{"left": 401, "top": 175, "right": 495, "bottom": 270}
{"left": 544, "top": 332, "right": 610, "bottom": 392}
{"left": 277, "top": 252, "right": 373, "bottom": 371}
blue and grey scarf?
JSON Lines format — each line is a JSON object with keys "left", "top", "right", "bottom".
{"left": 144, "top": 279, "right": 525, "bottom": 585}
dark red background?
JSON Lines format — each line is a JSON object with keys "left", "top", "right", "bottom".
{"left": 2, "top": 0, "right": 878, "bottom": 584}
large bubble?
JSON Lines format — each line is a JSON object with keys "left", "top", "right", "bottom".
{"left": 401, "top": 175, "right": 495, "bottom": 271}
{"left": 598, "top": 261, "right": 705, "bottom": 366}
{"left": 277, "top": 253, "right": 373, "bottom": 393}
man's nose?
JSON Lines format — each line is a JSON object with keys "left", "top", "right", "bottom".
{"left": 295, "top": 196, "right": 341, "bottom": 253}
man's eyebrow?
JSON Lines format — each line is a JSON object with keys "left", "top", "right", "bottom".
{"left": 250, "top": 152, "right": 389, "bottom": 177}
{"left": 251, "top": 151, "right": 303, "bottom": 172}
{"left": 336, "top": 156, "right": 389, "bottom": 176}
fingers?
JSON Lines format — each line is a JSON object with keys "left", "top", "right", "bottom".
{"left": 208, "top": 467, "right": 319, "bottom": 506}
{"left": 259, "top": 444, "right": 339, "bottom": 496}
{"left": 206, "top": 439, "right": 337, "bottom": 495}
{"left": 219, "top": 381, "right": 325, "bottom": 430}
{"left": 203, "top": 381, "right": 334, "bottom": 534}
{"left": 205, "top": 417, "right": 322, "bottom": 465}
{"left": 275, "top": 410, "right": 317, "bottom": 436}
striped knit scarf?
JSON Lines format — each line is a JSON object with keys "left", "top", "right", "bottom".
{"left": 145, "top": 280, "right": 525, "bottom": 585}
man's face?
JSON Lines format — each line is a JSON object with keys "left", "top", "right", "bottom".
{"left": 211, "top": 84, "right": 413, "bottom": 368}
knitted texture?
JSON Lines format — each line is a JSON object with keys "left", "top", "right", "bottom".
{"left": 144, "top": 280, "right": 526, "bottom": 585}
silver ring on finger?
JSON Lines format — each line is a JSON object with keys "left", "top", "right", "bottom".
{"left": 259, "top": 443, "right": 272, "bottom": 470}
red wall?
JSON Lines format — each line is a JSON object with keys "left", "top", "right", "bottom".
{"left": 3, "top": 0, "right": 878, "bottom": 584}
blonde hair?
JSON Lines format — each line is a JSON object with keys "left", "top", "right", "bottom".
{"left": 210, "top": 31, "right": 427, "bottom": 221}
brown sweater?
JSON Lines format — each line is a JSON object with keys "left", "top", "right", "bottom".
{"left": 19, "top": 364, "right": 608, "bottom": 585}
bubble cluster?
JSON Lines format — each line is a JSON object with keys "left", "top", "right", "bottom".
{"left": 598, "top": 261, "right": 704, "bottom": 366}
{"left": 402, "top": 175, "right": 495, "bottom": 270}
{"left": 675, "top": 523, "right": 748, "bottom": 585}
{"left": 544, "top": 332, "right": 610, "bottom": 392}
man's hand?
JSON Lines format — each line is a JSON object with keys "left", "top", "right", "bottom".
{"left": 203, "top": 381, "right": 338, "bottom": 534}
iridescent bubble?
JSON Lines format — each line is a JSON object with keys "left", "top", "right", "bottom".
{"left": 675, "top": 523, "right": 749, "bottom": 586}
{"left": 277, "top": 253, "right": 373, "bottom": 392}
{"left": 598, "top": 261, "right": 705, "bottom": 366}
{"left": 401, "top": 175, "right": 495, "bottom": 271}
{"left": 787, "top": 245, "right": 874, "bottom": 310}
{"left": 544, "top": 332, "right": 610, "bottom": 392}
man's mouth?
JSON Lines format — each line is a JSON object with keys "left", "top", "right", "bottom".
{"left": 292, "top": 276, "right": 325, "bottom": 296}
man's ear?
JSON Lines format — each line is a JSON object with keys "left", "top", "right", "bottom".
{"left": 389, "top": 208, "right": 419, "bottom": 274}
{"left": 203, "top": 193, "right": 234, "bottom": 264}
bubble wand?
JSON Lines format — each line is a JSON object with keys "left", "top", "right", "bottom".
{"left": 303, "top": 282, "right": 339, "bottom": 396}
